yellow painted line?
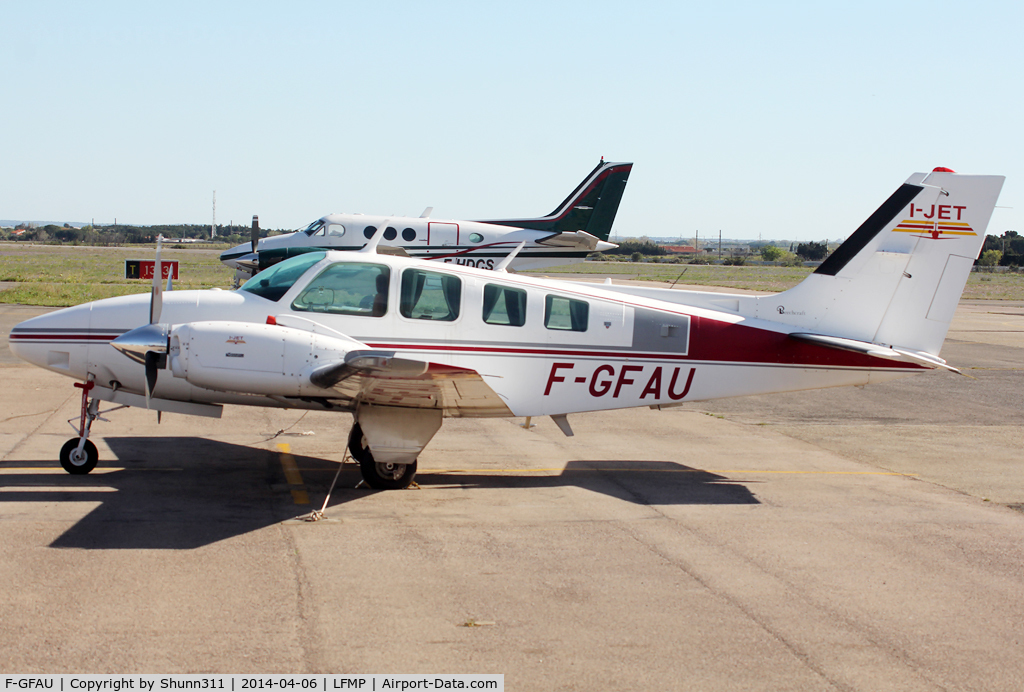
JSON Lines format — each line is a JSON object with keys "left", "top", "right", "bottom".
{"left": 276, "top": 443, "right": 309, "bottom": 505}
{"left": 423, "top": 468, "right": 917, "bottom": 477}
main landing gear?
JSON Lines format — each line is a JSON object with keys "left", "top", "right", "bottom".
{"left": 59, "top": 378, "right": 127, "bottom": 475}
{"left": 345, "top": 406, "right": 441, "bottom": 490}
{"left": 348, "top": 423, "right": 418, "bottom": 490}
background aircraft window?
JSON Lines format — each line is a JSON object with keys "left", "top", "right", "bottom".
{"left": 402, "top": 228, "right": 416, "bottom": 241}
{"left": 469, "top": 233, "right": 484, "bottom": 243}
{"left": 240, "top": 252, "right": 326, "bottom": 302}
{"left": 363, "top": 226, "right": 377, "bottom": 239}
{"left": 303, "top": 220, "right": 325, "bottom": 236}
{"left": 326, "top": 223, "right": 345, "bottom": 237}
{"left": 291, "top": 263, "right": 390, "bottom": 317}
{"left": 384, "top": 226, "right": 398, "bottom": 240}
{"left": 545, "top": 295, "right": 588, "bottom": 332}
{"left": 400, "top": 268, "right": 461, "bottom": 321}
{"left": 483, "top": 284, "right": 526, "bottom": 326}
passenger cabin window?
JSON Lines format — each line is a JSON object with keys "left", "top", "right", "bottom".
{"left": 545, "top": 295, "right": 588, "bottom": 332}
{"left": 291, "top": 263, "right": 390, "bottom": 316}
{"left": 483, "top": 284, "right": 527, "bottom": 326}
{"left": 240, "top": 252, "right": 326, "bottom": 302}
{"left": 401, "top": 268, "right": 461, "bottom": 321}
{"left": 469, "top": 232, "right": 484, "bottom": 243}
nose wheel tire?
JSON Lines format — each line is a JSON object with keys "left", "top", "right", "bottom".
{"left": 60, "top": 439, "right": 98, "bottom": 475}
{"left": 348, "top": 423, "right": 417, "bottom": 490}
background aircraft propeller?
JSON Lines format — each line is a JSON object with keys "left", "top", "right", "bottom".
{"left": 251, "top": 215, "right": 259, "bottom": 255}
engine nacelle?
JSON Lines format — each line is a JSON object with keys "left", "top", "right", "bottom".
{"left": 168, "top": 321, "right": 365, "bottom": 396}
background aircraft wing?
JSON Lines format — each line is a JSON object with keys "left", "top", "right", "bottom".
{"left": 310, "top": 351, "right": 512, "bottom": 417}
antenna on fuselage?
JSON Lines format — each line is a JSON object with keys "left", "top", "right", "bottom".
{"left": 493, "top": 241, "right": 526, "bottom": 272}
{"left": 358, "top": 220, "right": 391, "bottom": 254}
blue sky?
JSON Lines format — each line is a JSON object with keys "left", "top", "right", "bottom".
{"left": 3, "top": 0, "right": 1022, "bottom": 241}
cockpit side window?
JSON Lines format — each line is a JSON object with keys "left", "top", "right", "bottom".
{"left": 304, "top": 220, "right": 326, "bottom": 236}
{"left": 291, "top": 262, "right": 390, "bottom": 317}
{"left": 326, "top": 223, "right": 345, "bottom": 238}
{"left": 240, "top": 252, "right": 326, "bottom": 302}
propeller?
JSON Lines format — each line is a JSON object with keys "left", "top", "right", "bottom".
{"left": 111, "top": 234, "right": 170, "bottom": 407}
{"left": 251, "top": 215, "right": 259, "bottom": 254}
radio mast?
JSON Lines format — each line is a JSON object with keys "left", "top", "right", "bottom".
{"left": 211, "top": 191, "right": 217, "bottom": 239}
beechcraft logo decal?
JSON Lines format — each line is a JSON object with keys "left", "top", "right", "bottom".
{"left": 893, "top": 203, "right": 976, "bottom": 240}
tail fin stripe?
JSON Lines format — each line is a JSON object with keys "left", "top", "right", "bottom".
{"left": 546, "top": 160, "right": 608, "bottom": 218}
{"left": 815, "top": 183, "right": 923, "bottom": 276}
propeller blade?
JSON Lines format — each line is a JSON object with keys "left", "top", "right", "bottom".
{"left": 251, "top": 215, "right": 260, "bottom": 254}
{"left": 144, "top": 351, "right": 161, "bottom": 407}
{"left": 150, "top": 235, "right": 164, "bottom": 324}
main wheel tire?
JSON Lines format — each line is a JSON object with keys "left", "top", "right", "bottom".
{"left": 60, "top": 438, "right": 98, "bottom": 475}
{"left": 348, "top": 423, "right": 417, "bottom": 490}
{"left": 347, "top": 423, "right": 374, "bottom": 464}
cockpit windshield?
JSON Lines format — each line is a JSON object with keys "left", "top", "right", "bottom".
{"left": 239, "top": 252, "right": 326, "bottom": 302}
{"left": 303, "top": 219, "right": 325, "bottom": 236}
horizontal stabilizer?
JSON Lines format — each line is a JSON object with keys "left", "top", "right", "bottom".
{"left": 537, "top": 230, "right": 605, "bottom": 251}
{"left": 789, "top": 333, "right": 959, "bottom": 373}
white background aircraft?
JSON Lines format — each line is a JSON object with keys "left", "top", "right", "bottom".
{"left": 219, "top": 160, "right": 633, "bottom": 282}
{"left": 10, "top": 168, "right": 1002, "bottom": 490}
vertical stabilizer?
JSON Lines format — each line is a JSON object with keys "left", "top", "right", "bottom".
{"left": 481, "top": 160, "right": 633, "bottom": 240}
{"left": 757, "top": 169, "right": 1004, "bottom": 356}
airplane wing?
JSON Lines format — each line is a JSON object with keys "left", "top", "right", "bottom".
{"left": 310, "top": 350, "right": 512, "bottom": 417}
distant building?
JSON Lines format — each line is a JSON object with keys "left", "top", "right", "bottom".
{"left": 703, "top": 244, "right": 750, "bottom": 257}
{"left": 663, "top": 245, "right": 700, "bottom": 255}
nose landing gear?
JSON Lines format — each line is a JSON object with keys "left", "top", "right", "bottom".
{"left": 59, "top": 378, "right": 127, "bottom": 475}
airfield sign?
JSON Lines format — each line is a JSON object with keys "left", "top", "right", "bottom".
{"left": 125, "top": 259, "right": 179, "bottom": 280}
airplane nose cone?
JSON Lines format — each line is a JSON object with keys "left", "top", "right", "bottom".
{"left": 219, "top": 243, "right": 255, "bottom": 268}
{"left": 111, "top": 323, "right": 169, "bottom": 364}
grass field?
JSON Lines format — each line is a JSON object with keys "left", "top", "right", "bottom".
{"left": 1, "top": 243, "right": 1022, "bottom": 306}
{"left": 0, "top": 243, "right": 234, "bottom": 306}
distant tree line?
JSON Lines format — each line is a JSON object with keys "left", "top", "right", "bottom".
{"left": 0, "top": 222, "right": 287, "bottom": 246}
{"left": 604, "top": 238, "right": 667, "bottom": 256}
{"left": 980, "top": 231, "right": 1023, "bottom": 267}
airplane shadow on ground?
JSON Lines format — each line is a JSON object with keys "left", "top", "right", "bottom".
{"left": 0, "top": 437, "right": 757, "bottom": 550}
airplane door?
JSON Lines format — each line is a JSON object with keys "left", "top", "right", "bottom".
{"left": 428, "top": 222, "right": 459, "bottom": 245}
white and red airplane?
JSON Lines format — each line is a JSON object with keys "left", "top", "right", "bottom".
{"left": 10, "top": 168, "right": 1003, "bottom": 490}
{"left": 219, "top": 159, "right": 632, "bottom": 282}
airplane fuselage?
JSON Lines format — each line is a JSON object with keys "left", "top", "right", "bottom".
{"left": 12, "top": 251, "right": 919, "bottom": 421}
{"left": 220, "top": 214, "right": 618, "bottom": 278}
